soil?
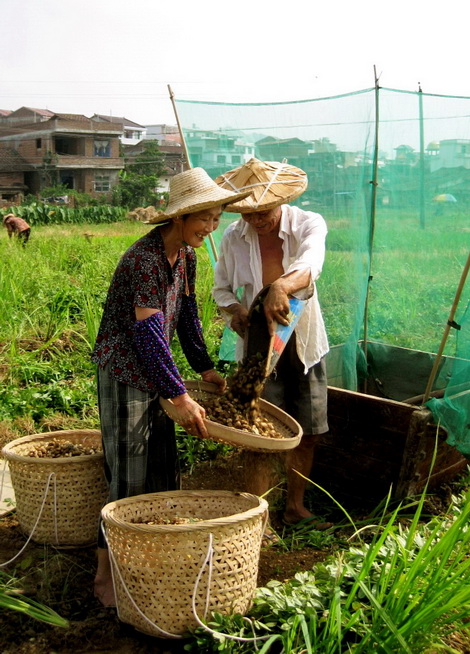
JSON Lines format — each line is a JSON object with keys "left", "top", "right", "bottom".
{"left": 0, "top": 452, "right": 467, "bottom": 654}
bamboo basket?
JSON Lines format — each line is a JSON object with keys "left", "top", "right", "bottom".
{"left": 1, "top": 429, "right": 108, "bottom": 547}
{"left": 101, "top": 490, "right": 268, "bottom": 638}
{"left": 160, "top": 380, "right": 302, "bottom": 451}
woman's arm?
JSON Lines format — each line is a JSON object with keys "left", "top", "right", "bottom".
{"left": 134, "top": 309, "right": 210, "bottom": 438}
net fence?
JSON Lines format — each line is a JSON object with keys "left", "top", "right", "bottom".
{"left": 175, "top": 87, "right": 470, "bottom": 457}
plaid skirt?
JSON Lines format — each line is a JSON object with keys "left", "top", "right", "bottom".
{"left": 97, "top": 365, "right": 180, "bottom": 546}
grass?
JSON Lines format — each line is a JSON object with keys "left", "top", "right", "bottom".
{"left": 0, "top": 214, "right": 468, "bottom": 452}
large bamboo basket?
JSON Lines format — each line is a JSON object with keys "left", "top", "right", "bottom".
{"left": 2, "top": 429, "right": 108, "bottom": 547}
{"left": 160, "top": 380, "right": 302, "bottom": 451}
{"left": 101, "top": 490, "right": 268, "bottom": 638}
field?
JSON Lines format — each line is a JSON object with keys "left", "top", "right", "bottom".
{"left": 0, "top": 217, "right": 469, "bottom": 653}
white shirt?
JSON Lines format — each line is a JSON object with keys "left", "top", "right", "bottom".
{"left": 213, "top": 204, "right": 329, "bottom": 371}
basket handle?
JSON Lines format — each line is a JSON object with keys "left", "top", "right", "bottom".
{"left": 102, "top": 523, "right": 190, "bottom": 639}
{"left": 0, "top": 472, "right": 59, "bottom": 567}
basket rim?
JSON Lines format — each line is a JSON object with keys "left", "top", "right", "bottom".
{"left": 1, "top": 429, "right": 103, "bottom": 463}
{"left": 101, "top": 490, "right": 269, "bottom": 533}
{"left": 160, "top": 380, "right": 302, "bottom": 451}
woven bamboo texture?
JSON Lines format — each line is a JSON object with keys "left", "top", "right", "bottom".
{"left": 214, "top": 158, "right": 308, "bottom": 213}
{"left": 101, "top": 490, "right": 268, "bottom": 637}
{"left": 2, "top": 429, "right": 108, "bottom": 547}
{"left": 160, "top": 380, "right": 302, "bottom": 452}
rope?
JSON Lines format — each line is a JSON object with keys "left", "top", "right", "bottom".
{"left": 0, "top": 472, "right": 58, "bottom": 567}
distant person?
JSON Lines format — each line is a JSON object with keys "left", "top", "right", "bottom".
{"left": 3, "top": 213, "right": 31, "bottom": 246}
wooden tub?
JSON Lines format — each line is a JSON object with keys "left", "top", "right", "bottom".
{"left": 314, "top": 386, "right": 467, "bottom": 506}
{"left": 315, "top": 342, "right": 468, "bottom": 506}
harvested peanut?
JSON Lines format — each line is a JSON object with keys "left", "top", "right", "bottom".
{"left": 201, "top": 353, "right": 284, "bottom": 439}
{"left": 27, "top": 439, "right": 102, "bottom": 458}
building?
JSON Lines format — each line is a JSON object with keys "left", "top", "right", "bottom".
{"left": 185, "top": 127, "right": 254, "bottom": 177}
{"left": 92, "top": 114, "right": 146, "bottom": 146}
{"left": 144, "top": 124, "right": 181, "bottom": 146}
{"left": 0, "top": 146, "right": 34, "bottom": 204}
{"left": 429, "top": 139, "right": 470, "bottom": 173}
{"left": 0, "top": 107, "right": 124, "bottom": 197}
{"left": 122, "top": 140, "right": 185, "bottom": 192}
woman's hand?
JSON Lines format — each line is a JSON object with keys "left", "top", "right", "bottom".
{"left": 171, "top": 393, "right": 208, "bottom": 438}
{"left": 201, "top": 369, "right": 226, "bottom": 394}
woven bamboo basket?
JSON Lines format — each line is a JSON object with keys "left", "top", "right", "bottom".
{"left": 101, "top": 490, "right": 269, "bottom": 638}
{"left": 1, "top": 429, "right": 108, "bottom": 547}
{"left": 160, "top": 381, "right": 302, "bottom": 452}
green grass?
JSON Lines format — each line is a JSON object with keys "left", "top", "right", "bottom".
{"left": 0, "top": 214, "right": 468, "bottom": 447}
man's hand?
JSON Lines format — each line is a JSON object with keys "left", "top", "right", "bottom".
{"left": 263, "top": 282, "right": 291, "bottom": 335}
{"left": 201, "top": 369, "right": 226, "bottom": 394}
{"left": 228, "top": 304, "right": 250, "bottom": 338}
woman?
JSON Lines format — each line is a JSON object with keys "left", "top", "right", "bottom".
{"left": 91, "top": 167, "right": 251, "bottom": 606}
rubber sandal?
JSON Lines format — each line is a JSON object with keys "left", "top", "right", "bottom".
{"left": 261, "top": 526, "right": 280, "bottom": 547}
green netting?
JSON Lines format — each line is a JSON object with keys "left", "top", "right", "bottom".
{"left": 175, "top": 88, "right": 470, "bottom": 457}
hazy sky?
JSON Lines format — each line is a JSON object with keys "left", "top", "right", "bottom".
{"left": 2, "top": 0, "right": 468, "bottom": 126}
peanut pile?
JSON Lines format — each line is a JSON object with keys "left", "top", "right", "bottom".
{"left": 129, "top": 516, "right": 202, "bottom": 525}
{"left": 27, "top": 439, "right": 102, "bottom": 458}
{"left": 201, "top": 353, "right": 284, "bottom": 439}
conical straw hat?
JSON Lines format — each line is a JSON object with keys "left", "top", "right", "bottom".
{"left": 146, "top": 167, "right": 252, "bottom": 223}
{"left": 214, "top": 158, "right": 308, "bottom": 213}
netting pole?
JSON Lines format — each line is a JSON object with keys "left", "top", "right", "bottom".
{"left": 422, "top": 250, "right": 470, "bottom": 404}
{"left": 168, "top": 84, "right": 219, "bottom": 263}
{"left": 418, "top": 84, "right": 426, "bottom": 229}
{"left": 361, "top": 66, "right": 380, "bottom": 392}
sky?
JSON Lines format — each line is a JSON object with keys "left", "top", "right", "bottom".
{"left": 2, "top": 0, "right": 469, "bottom": 127}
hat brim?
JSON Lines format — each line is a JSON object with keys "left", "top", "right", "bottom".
{"left": 145, "top": 189, "right": 252, "bottom": 224}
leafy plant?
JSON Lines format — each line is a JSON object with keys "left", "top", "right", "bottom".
{"left": 0, "top": 571, "right": 68, "bottom": 628}
{"left": 185, "top": 488, "right": 470, "bottom": 653}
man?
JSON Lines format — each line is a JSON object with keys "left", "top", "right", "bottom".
{"left": 213, "top": 158, "right": 331, "bottom": 528}
{"left": 3, "top": 213, "right": 31, "bottom": 246}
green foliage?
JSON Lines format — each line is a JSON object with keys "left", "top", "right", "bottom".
{"left": 126, "top": 141, "right": 166, "bottom": 177}
{"left": 0, "top": 203, "right": 127, "bottom": 226}
{"left": 111, "top": 171, "right": 161, "bottom": 209}
{"left": 185, "top": 488, "right": 470, "bottom": 653}
{"left": 0, "top": 571, "right": 68, "bottom": 628}
{"left": 112, "top": 141, "right": 167, "bottom": 209}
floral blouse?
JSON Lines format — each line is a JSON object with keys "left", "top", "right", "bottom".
{"left": 91, "top": 227, "right": 213, "bottom": 395}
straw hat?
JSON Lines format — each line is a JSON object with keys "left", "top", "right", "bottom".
{"left": 214, "top": 158, "right": 308, "bottom": 213}
{"left": 145, "top": 167, "right": 252, "bottom": 224}
{"left": 3, "top": 213, "right": 15, "bottom": 224}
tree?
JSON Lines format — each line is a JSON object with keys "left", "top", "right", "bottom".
{"left": 113, "top": 141, "right": 167, "bottom": 208}
{"left": 127, "top": 141, "right": 166, "bottom": 178}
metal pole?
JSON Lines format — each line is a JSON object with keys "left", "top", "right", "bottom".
{"left": 362, "top": 66, "right": 380, "bottom": 391}
{"left": 418, "top": 84, "right": 426, "bottom": 229}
